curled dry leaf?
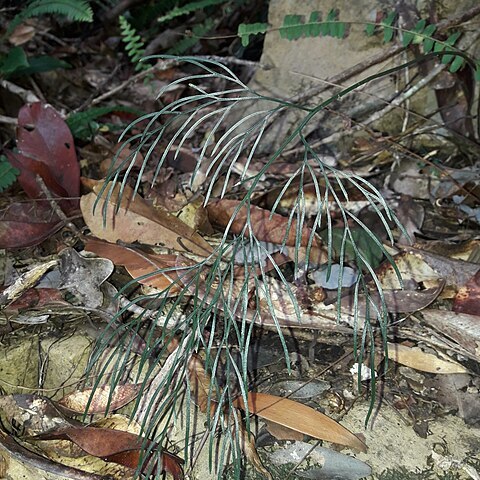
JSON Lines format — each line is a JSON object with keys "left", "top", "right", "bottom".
{"left": 233, "top": 392, "right": 367, "bottom": 453}
{"left": 59, "top": 383, "right": 142, "bottom": 415}
{"left": 85, "top": 238, "right": 183, "bottom": 294}
{"left": 187, "top": 354, "right": 271, "bottom": 479}
{"left": 9, "top": 24, "right": 36, "bottom": 45}
{"left": 386, "top": 342, "right": 468, "bottom": 374}
{"left": 187, "top": 353, "right": 218, "bottom": 416}
{"left": 80, "top": 181, "right": 213, "bottom": 256}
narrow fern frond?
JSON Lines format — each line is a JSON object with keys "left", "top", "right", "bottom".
{"left": 157, "top": 0, "right": 226, "bottom": 24}
{"left": 238, "top": 11, "right": 476, "bottom": 75}
{"left": 7, "top": 0, "right": 93, "bottom": 35}
{"left": 119, "top": 15, "right": 147, "bottom": 71}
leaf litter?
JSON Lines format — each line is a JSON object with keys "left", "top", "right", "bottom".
{"left": 0, "top": 4, "right": 480, "bottom": 480}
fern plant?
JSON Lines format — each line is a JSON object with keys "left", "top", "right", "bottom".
{"left": 119, "top": 15, "right": 149, "bottom": 72}
{"left": 87, "top": 51, "right": 441, "bottom": 479}
{"left": 6, "top": 0, "right": 93, "bottom": 36}
{"left": 238, "top": 10, "right": 480, "bottom": 77}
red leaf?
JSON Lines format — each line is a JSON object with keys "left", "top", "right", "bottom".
{"left": 7, "top": 103, "right": 80, "bottom": 212}
{"left": 0, "top": 202, "right": 63, "bottom": 248}
{"left": 35, "top": 426, "right": 184, "bottom": 479}
{"left": 4, "top": 288, "right": 66, "bottom": 310}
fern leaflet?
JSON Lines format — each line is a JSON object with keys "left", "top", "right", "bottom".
{"left": 7, "top": 0, "right": 93, "bottom": 35}
{"left": 119, "top": 16, "right": 147, "bottom": 71}
{"left": 0, "top": 156, "right": 20, "bottom": 192}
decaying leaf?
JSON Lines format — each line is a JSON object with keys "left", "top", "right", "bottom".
{"left": 33, "top": 426, "right": 184, "bottom": 479}
{"left": 58, "top": 248, "right": 113, "bottom": 309}
{"left": 85, "top": 238, "right": 183, "bottom": 294}
{"left": 0, "top": 201, "right": 65, "bottom": 249}
{"left": 387, "top": 342, "right": 468, "bottom": 374}
{"left": 420, "top": 309, "right": 480, "bottom": 359}
{"left": 80, "top": 182, "right": 213, "bottom": 256}
{"left": 453, "top": 270, "right": 480, "bottom": 315}
{"left": 59, "top": 383, "right": 142, "bottom": 415}
{"left": 207, "top": 198, "right": 327, "bottom": 264}
{"left": 187, "top": 353, "right": 219, "bottom": 416}
{"left": 187, "top": 354, "right": 271, "bottom": 479}
{"left": 233, "top": 392, "right": 367, "bottom": 453}
{"left": 0, "top": 259, "right": 58, "bottom": 309}
{"left": 7, "top": 102, "right": 80, "bottom": 214}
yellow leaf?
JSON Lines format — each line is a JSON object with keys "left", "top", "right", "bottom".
{"left": 387, "top": 342, "right": 468, "bottom": 374}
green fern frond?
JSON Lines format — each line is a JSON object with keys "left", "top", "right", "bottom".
{"left": 157, "top": 0, "right": 226, "bottom": 24}
{"left": 7, "top": 0, "right": 93, "bottom": 35}
{"left": 237, "top": 22, "right": 270, "bottom": 47}
{"left": 0, "top": 155, "right": 20, "bottom": 192}
{"left": 239, "top": 10, "right": 476, "bottom": 76}
{"left": 119, "top": 15, "right": 147, "bottom": 71}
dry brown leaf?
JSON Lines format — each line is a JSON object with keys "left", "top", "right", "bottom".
{"left": 33, "top": 426, "right": 184, "bottom": 479}
{"left": 80, "top": 182, "right": 213, "bottom": 256}
{"left": 234, "top": 392, "right": 367, "bottom": 453}
{"left": 235, "top": 410, "right": 272, "bottom": 480}
{"left": 9, "top": 24, "right": 36, "bottom": 45}
{"left": 85, "top": 238, "right": 183, "bottom": 293}
{"left": 59, "top": 384, "right": 142, "bottom": 414}
{"left": 265, "top": 420, "right": 305, "bottom": 441}
{"left": 187, "top": 353, "right": 218, "bottom": 416}
{"left": 187, "top": 354, "right": 270, "bottom": 478}
{"left": 207, "top": 199, "right": 327, "bottom": 264}
{"left": 386, "top": 342, "right": 468, "bottom": 374}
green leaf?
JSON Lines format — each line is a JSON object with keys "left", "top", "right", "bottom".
{"left": 402, "top": 30, "right": 414, "bottom": 47}
{"left": 475, "top": 62, "right": 480, "bottom": 82}
{"left": 280, "top": 15, "right": 304, "bottom": 40}
{"left": 322, "top": 227, "right": 384, "bottom": 269}
{"left": 421, "top": 24, "right": 436, "bottom": 52}
{"left": 237, "top": 22, "right": 269, "bottom": 47}
{"left": 67, "top": 105, "right": 143, "bottom": 141}
{"left": 365, "top": 23, "right": 376, "bottom": 36}
{"left": 0, "top": 48, "right": 70, "bottom": 78}
{"left": 11, "top": 55, "right": 70, "bottom": 77}
{"left": 168, "top": 18, "right": 214, "bottom": 54}
{"left": 334, "top": 21, "right": 346, "bottom": 38}
{"left": 382, "top": 11, "right": 396, "bottom": 43}
{"left": 307, "top": 11, "right": 321, "bottom": 37}
{"left": 445, "top": 31, "right": 461, "bottom": 46}
{"left": 0, "top": 47, "right": 29, "bottom": 77}
{"left": 449, "top": 55, "right": 464, "bottom": 73}
{"left": 403, "top": 15, "right": 427, "bottom": 46}
{"left": 414, "top": 19, "right": 426, "bottom": 33}
{"left": 441, "top": 53, "right": 454, "bottom": 64}
{"left": 433, "top": 41, "right": 445, "bottom": 52}
{"left": 0, "top": 155, "right": 20, "bottom": 192}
